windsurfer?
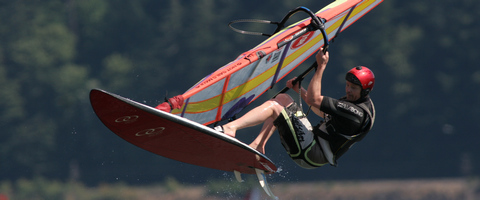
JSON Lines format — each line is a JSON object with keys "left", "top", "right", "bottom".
{"left": 215, "top": 48, "right": 376, "bottom": 168}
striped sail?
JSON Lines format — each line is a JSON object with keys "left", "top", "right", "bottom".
{"left": 172, "top": 0, "right": 383, "bottom": 125}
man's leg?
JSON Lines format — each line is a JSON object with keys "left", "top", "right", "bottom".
{"left": 248, "top": 117, "right": 276, "bottom": 154}
{"left": 222, "top": 94, "right": 294, "bottom": 153}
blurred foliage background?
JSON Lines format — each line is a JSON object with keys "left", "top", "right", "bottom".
{"left": 0, "top": 0, "right": 479, "bottom": 190}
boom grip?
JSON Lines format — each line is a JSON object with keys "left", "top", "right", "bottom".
{"left": 273, "top": 61, "right": 318, "bottom": 97}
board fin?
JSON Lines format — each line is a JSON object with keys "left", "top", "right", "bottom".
{"left": 255, "top": 168, "right": 277, "bottom": 199}
{"left": 234, "top": 170, "right": 244, "bottom": 182}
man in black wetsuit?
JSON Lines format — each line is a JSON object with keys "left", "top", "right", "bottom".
{"left": 214, "top": 48, "right": 375, "bottom": 168}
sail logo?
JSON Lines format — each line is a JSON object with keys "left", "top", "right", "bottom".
{"left": 115, "top": 115, "right": 139, "bottom": 124}
{"left": 135, "top": 127, "right": 165, "bottom": 137}
{"left": 291, "top": 31, "right": 314, "bottom": 49}
{"left": 271, "top": 51, "right": 281, "bottom": 63}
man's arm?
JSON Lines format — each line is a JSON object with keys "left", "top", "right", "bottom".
{"left": 306, "top": 49, "right": 329, "bottom": 110}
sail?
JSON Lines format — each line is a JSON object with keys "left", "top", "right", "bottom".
{"left": 171, "top": 0, "right": 383, "bottom": 125}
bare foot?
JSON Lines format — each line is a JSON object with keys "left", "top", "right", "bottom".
{"left": 249, "top": 142, "right": 265, "bottom": 154}
{"left": 222, "top": 125, "right": 236, "bottom": 138}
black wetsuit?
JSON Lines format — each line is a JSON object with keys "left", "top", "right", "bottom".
{"left": 274, "top": 95, "right": 375, "bottom": 169}
{"left": 315, "top": 95, "right": 375, "bottom": 165}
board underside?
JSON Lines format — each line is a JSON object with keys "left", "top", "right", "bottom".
{"left": 90, "top": 89, "right": 277, "bottom": 174}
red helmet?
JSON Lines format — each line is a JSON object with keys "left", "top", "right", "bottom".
{"left": 345, "top": 66, "right": 375, "bottom": 97}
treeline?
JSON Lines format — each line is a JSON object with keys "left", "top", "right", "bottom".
{"left": 0, "top": 0, "right": 479, "bottom": 186}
